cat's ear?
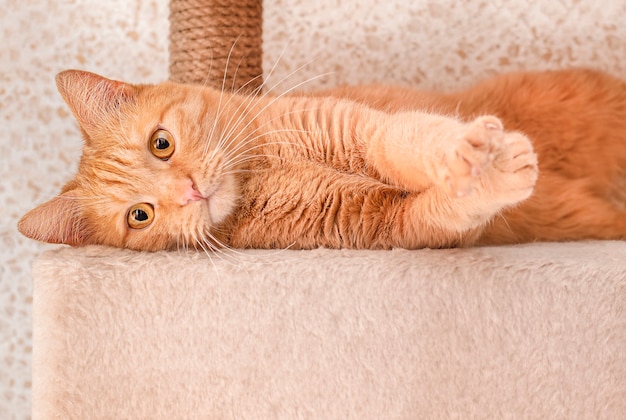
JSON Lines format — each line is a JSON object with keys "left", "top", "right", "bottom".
{"left": 55, "top": 70, "right": 137, "bottom": 135}
{"left": 18, "top": 190, "right": 91, "bottom": 246}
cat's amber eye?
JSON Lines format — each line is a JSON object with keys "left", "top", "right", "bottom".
{"left": 127, "top": 203, "right": 155, "bottom": 229}
{"left": 149, "top": 129, "right": 175, "bottom": 160}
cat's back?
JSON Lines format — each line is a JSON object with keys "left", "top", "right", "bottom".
{"left": 321, "top": 68, "right": 626, "bottom": 115}
{"left": 452, "top": 68, "right": 626, "bottom": 118}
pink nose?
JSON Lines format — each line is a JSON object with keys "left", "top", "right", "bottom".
{"left": 180, "top": 180, "right": 204, "bottom": 205}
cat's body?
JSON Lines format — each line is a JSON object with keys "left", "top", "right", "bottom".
{"left": 18, "top": 68, "right": 626, "bottom": 251}
{"left": 324, "top": 69, "right": 626, "bottom": 245}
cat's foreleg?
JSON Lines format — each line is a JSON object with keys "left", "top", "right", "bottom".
{"left": 366, "top": 113, "right": 538, "bottom": 241}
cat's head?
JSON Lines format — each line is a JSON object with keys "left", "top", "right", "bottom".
{"left": 18, "top": 70, "right": 243, "bottom": 251}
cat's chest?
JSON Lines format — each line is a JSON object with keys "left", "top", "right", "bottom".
{"left": 223, "top": 158, "right": 405, "bottom": 249}
{"left": 239, "top": 161, "right": 335, "bottom": 213}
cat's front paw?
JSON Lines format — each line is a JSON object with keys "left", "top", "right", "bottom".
{"left": 486, "top": 130, "right": 538, "bottom": 205}
{"left": 439, "top": 115, "right": 538, "bottom": 208}
{"left": 439, "top": 115, "right": 504, "bottom": 197}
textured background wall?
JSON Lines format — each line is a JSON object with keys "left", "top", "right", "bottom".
{"left": 262, "top": 0, "right": 626, "bottom": 92}
{"left": 3, "top": 0, "right": 626, "bottom": 417}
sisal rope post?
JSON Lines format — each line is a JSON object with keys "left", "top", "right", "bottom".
{"left": 169, "top": 0, "right": 263, "bottom": 92}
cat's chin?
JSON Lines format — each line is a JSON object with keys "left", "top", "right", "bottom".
{"left": 204, "top": 174, "right": 239, "bottom": 226}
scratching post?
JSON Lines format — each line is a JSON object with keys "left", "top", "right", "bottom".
{"left": 169, "top": 0, "right": 263, "bottom": 91}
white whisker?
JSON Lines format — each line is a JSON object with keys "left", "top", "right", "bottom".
{"left": 210, "top": 72, "right": 333, "bottom": 166}
{"left": 218, "top": 106, "right": 320, "bottom": 158}
{"left": 221, "top": 129, "right": 315, "bottom": 166}
{"left": 202, "top": 37, "right": 243, "bottom": 157}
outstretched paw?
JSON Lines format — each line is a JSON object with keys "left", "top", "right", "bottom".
{"left": 440, "top": 115, "right": 504, "bottom": 197}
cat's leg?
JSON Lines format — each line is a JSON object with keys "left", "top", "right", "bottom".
{"left": 366, "top": 113, "right": 538, "bottom": 244}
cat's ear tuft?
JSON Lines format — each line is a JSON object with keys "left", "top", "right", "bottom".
{"left": 55, "top": 70, "right": 137, "bottom": 134}
{"left": 18, "top": 191, "right": 92, "bottom": 246}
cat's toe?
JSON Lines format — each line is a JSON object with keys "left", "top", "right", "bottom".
{"left": 489, "top": 132, "right": 538, "bottom": 203}
{"left": 494, "top": 132, "right": 538, "bottom": 174}
{"left": 441, "top": 115, "right": 504, "bottom": 197}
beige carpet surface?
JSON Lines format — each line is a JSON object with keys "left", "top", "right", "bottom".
{"left": 33, "top": 242, "right": 626, "bottom": 418}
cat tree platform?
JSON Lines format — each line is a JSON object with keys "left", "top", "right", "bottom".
{"left": 32, "top": 243, "right": 626, "bottom": 418}
{"left": 30, "top": 0, "right": 626, "bottom": 418}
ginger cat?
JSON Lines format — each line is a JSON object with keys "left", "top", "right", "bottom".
{"left": 18, "top": 68, "right": 626, "bottom": 251}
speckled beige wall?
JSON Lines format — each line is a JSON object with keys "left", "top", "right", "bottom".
{"left": 262, "top": 1, "right": 626, "bottom": 93}
{"left": 3, "top": 0, "right": 626, "bottom": 417}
